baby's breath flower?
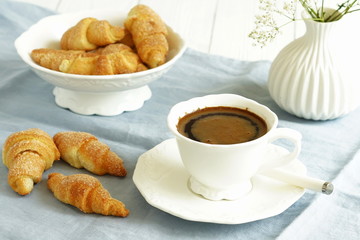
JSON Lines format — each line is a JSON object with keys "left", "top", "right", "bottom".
{"left": 283, "top": 1, "right": 296, "bottom": 16}
{"left": 249, "top": 13, "right": 280, "bottom": 47}
{"left": 249, "top": 0, "right": 360, "bottom": 47}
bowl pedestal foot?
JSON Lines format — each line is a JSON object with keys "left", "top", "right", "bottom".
{"left": 53, "top": 85, "right": 152, "bottom": 116}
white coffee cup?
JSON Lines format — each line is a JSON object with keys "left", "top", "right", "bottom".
{"left": 167, "top": 94, "right": 302, "bottom": 200}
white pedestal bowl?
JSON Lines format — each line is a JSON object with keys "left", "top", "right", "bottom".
{"left": 15, "top": 9, "right": 186, "bottom": 116}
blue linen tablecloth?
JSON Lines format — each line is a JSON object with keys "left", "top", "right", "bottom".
{"left": 0, "top": 1, "right": 359, "bottom": 239}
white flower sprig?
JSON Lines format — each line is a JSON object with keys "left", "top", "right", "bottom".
{"left": 249, "top": 0, "right": 360, "bottom": 47}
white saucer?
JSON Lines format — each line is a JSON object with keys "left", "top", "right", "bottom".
{"left": 133, "top": 138, "right": 306, "bottom": 224}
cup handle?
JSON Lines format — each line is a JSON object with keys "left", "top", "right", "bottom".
{"left": 259, "top": 128, "right": 302, "bottom": 172}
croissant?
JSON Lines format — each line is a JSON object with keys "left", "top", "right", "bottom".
{"left": 61, "top": 17, "right": 125, "bottom": 51}
{"left": 59, "top": 43, "right": 147, "bottom": 75}
{"left": 48, "top": 173, "right": 129, "bottom": 217}
{"left": 31, "top": 44, "right": 147, "bottom": 75}
{"left": 2, "top": 128, "right": 60, "bottom": 195}
{"left": 124, "top": 4, "right": 169, "bottom": 68}
{"left": 53, "top": 131, "right": 127, "bottom": 176}
{"left": 30, "top": 48, "right": 84, "bottom": 71}
{"left": 119, "top": 29, "right": 135, "bottom": 49}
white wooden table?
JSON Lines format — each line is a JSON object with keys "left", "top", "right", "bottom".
{"left": 11, "top": 0, "right": 306, "bottom": 61}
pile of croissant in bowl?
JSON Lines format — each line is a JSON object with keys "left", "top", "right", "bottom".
{"left": 31, "top": 4, "right": 169, "bottom": 75}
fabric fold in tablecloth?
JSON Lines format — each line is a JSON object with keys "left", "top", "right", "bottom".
{"left": 278, "top": 149, "right": 360, "bottom": 239}
{"left": 0, "top": 1, "right": 359, "bottom": 239}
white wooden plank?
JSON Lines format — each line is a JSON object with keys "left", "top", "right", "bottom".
{"left": 56, "top": 0, "right": 219, "bottom": 54}
{"left": 210, "top": 0, "right": 297, "bottom": 61}
{"left": 56, "top": 0, "right": 139, "bottom": 13}
{"left": 10, "top": 0, "right": 312, "bottom": 61}
{"left": 11, "top": 0, "right": 60, "bottom": 11}
{"left": 140, "top": 0, "right": 218, "bottom": 54}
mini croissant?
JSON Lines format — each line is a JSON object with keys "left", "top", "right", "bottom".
{"left": 30, "top": 48, "right": 85, "bottom": 71}
{"left": 53, "top": 131, "right": 127, "bottom": 176}
{"left": 48, "top": 173, "right": 129, "bottom": 217}
{"left": 59, "top": 43, "right": 147, "bottom": 75}
{"left": 31, "top": 44, "right": 147, "bottom": 75}
{"left": 61, "top": 17, "right": 125, "bottom": 51}
{"left": 2, "top": 128, "right": 60, "bottom": 195}
{"left": 124, "top": 4, "right": 169, "bottom": 68}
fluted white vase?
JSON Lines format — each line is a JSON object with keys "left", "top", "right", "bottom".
{"left": 268, "top": 12, "right": 360, "bottom": 120}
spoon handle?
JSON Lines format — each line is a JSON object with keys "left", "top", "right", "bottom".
{"left": 261, "top": 168, "right": 334, "bottom": 195}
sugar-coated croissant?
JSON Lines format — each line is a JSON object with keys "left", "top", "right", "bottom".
{"left": 124, "top": 4, "right": 169, "bottom": 68}
{"left": 119, "top": 29, "right": 135, "bottom": 49}
{"left": 48, "top": 173, "right": 129, "bottom": 217}
{"left": 53, "top": 131, "right": 127, "bottom": 176}
{"left": 2, "top": 128, "right": 60, "bottom": 195}
{"left": 59, "top": 43, "right": 147, "bottom": 75}
{"left": 31, "top": 44, "right": 147, "bottom": 75}
{"left": 30, "top": 48, "right": 85, "bottom": 71}
{"left": 61, "top": 17, "right": 125, "bottom": 51}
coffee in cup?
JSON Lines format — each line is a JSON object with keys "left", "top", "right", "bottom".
{"left": 177, "top": 106, "right": 267, "bottom": 144}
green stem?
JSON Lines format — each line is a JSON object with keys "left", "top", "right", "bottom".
{"left": 298, "top": 0, "right": 320, "bottom": 19}
{"left": 347, "top": 8, "right": 360, "bottom": 14}
{"left": 325, "top": 0, "right": 359, "bottom": 22}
